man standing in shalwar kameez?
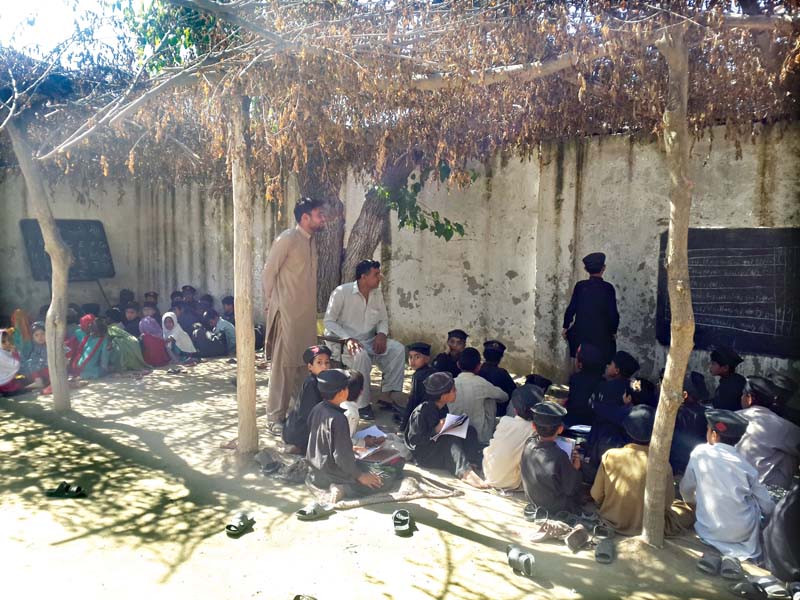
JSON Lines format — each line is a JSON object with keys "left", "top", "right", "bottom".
{"left": 262, "top": 197, "right": 326, "bottom": 436}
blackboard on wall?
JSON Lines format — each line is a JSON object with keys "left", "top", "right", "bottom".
{"left": 656, "top": 228, "right": 800, "bottom": 359}
{"left": 19, "top": 219, "right": 115, "bottom": 282}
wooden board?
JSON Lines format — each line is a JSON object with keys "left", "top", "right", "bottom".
{"left": 656, "top": 228, "right": 800, "bottom": 359}
{"left": 19, "top": 219, "right": 115, "bottom": 282}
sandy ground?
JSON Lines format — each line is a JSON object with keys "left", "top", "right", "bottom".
{"left": 0, "top": 359, "right": 768, "bottom": 600}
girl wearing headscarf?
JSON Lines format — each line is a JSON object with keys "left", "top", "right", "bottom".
{"left": 107, "top": 316, "right": 149, "bottom": 372}
{"left": 0, "top": 329, "right": 24, "bottom": 394}
{"left": 161, "top": 311, "right": 197, "bottom": 363}
{"left": 139, "top": 316, "right": 171, "bottom": 367}
{"left": 20, "top": 321, "right": 49, "bottom": 389}
{"left": 69, "top": 316, "right": 110, "bottom": 379}
{"left": 10, "top": 309, "right": 32, "bottom": 358}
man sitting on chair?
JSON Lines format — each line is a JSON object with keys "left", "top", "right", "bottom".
{"left": 323, "top": 259, "right": 406, "bottom": 421}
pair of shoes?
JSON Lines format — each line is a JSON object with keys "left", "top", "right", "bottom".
{"left": 358, "top": 406, "right": 376, "bottom": 421}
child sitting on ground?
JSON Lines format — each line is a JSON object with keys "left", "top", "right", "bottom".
{"left": 142, "top": 301, "right": 161, "bottom": 324}
{"left": 123, "top": 303, "right": 141, "bottom": 337}
{"left": 431, "top": 329, "right": 468, "bottom": 378}
{"left": 400, "top": 342, "right": 436, "bottom": 430}
{"left": 0, "top": 328, "right": 25, "bottom": 395}
{"left": 20, "top": 321, "right": 49, "bottom": 389}
{"left": 484, "top": 384, "right": 541, "bottom": 490}
{"left": 669, "top": 371, "right": 710, "bottom": 474}
{"left": 221, "top": 296, "right": 236, "bottom": 325}
{"left": 737, "top": 376, "right": 800, "bottom": 490}
{"left": 565, "top": 343, "right": 605, "bottom": 426}
{"left": 106, "top": 309, "right": 149, "bottom": 372}
{"left": 709, "top": 345, "right": 746, "bottom": 411}
{"left": 283, "top": 345, "right": 332, "bottom": 454}
{"left": 138, "top": 316, "right": 171, "bottom": 367}
{"left": 452, "top": 347, "right": 508, "bottom": 444}
{"left": 520, "top": 401, "right": 583, "bottom": 514}
{"left": 404, "top": 371, "right": 488, "bottom": 489}
{"left": 203, "top": 309, "right": 236, "bottom": 355}
{"left": 306, "top": 369, "right": 402, "bottom": 501}
{"left": 70, "top": 317, "right": 111, "bottom": 380}
{"left": 161, "top": 312, "right": 197, "bottom": 363}
{"left": 478, "top": 340, "right": 517, "bottom": 416}
{"left": 680, "top": 409, "right": 774, "bottom": 561}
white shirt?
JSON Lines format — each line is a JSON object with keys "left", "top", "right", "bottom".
{"left": 482, "top": 416, "right": 533, "bottom": 489}
{"left": 680, "top": 443, "right": 774, "bottom": 560}
{"left": 324, "top": 281, "right": 389, "bottom": 342}
{"left": 451, "top": 372, "right": 509, "bottom": 444}
{"left": 736, "top": 406, "right": 800, "bottom": 489}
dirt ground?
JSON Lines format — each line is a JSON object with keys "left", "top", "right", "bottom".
{"left": 0, "top": 359, "right": 769, "bottom": 599}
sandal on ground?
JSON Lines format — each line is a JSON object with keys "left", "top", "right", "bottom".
{"left": 295, "top": 502, "right": 334, "bottom": 522}
{"left": 293, "top": 596, "right": 317, "bottom": 600}
{"left": 595, "top": 538, "right": 616, "bottom": 564}
{"left": 553, "top": 510, "right": 580, "bottom": 528}
{"left": 506, "top": 544, "right": 535, "bottom": 577}
{"left": 225, "top": 511, "right": 255, "bottom": 538}
{"left": 721, "top": 556, "right": 744, "bottom": 580}
{"left": 565, "top": 524, "right": 590, "bottom": 553}
{"left": 45, "top": 481, "right": 87, "bottom": 498}
{"left": 748, "top": 577, "right": 790, "bottom": 599}
{"left": 697, "top": 550, "right": 722, "bottom": 575}
{"left": 523, "top": 504, "right": 548, "bottom": 522}
{"left": 592, "top": 524, "right": 614, "bottom": 540}
{"left": 730, "top": 582, "right": 768, "bottom": 600}
{"left": 167, "top": 367, "right": 183, "bottom": 375}
{"left": 260, "top": 461, "right": 282, "bottom": 475}
{"left": 392, "top": 509, "right": 414, "bottom": 537}
{"left": 525, "top": 518, "right": 572, "bottom": 542}
{"left": 266, "top": 422, "right": 284, "bottom": 437}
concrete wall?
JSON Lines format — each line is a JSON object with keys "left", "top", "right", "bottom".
{"left": 0, "top": 173, "right": 290, "bottom": 320}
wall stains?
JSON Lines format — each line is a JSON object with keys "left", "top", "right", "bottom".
{"left": 756, "top": 130, "right": 776, "bottom": 227}
{"left": 505, "top": 270, "right": 519, "bottom": 280}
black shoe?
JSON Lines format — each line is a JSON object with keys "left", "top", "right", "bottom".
{"left": 358, "top": 406, "right": 376, "bottom": 421}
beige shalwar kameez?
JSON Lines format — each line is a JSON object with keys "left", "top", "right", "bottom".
{"left": 262, "top": 225, "right": 318, "bottom": 423}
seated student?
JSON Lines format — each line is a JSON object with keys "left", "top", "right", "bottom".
{"left": 769, "top": 373, "right": 800, "bottom": 427}
{"left": 763, "top": 481, "right": 800, "bottom": 584}
{"left": 627, "top": 378, "right": 658, "bottom": 408}
{"left": 452, "top": 347, "right": 509, "bottom": 445}
{"left": 306, "top": 369, "right": 401, "bottom": 500}
{"left": 505, "top": 374, "right": 551, "bottom": 417}
{"left": 138, "top": 316, "right": 171, "bottom": 367}
{"left": 404, "top": 372, "right": 488, "bottom": 489}
{"left": 20, "top": 321, "right": 49, "bottom": 389}
{"left": 10, "top": 309, "right": 32, "bottom": 358}
{"left": 565, "top": 343, "right": 605, "bottom": 426}
{"left": 341, "top": 370, "right": 365, "bottom": 438}
{"left": 190, "top": 323, "right": 227, "bottom": 358}
{"left": 520, "top": 401, "right": 583, "bottom": 514}
{"left": 607, "top": 350, "right": 640, "bottom": 383}
{"left": 118, "top": 289, "right": 135, "bottom": 310}
{"left": 144, "top": 290, "right": 159, "bottom": 305}
{"left": 123, "top": 303, "right": 142, "bottom": 337}
{"left": 70, "top": 316, "right": 111, "bottom": 380}
{"left": 484, "top": 384, "right": 541, "bottom": 490}
{"left": 198, "top": 294, "right": 214, "bottom": 313}
{"left": 585, "top": 378, "right": 632, "bottom": 475}
{"left": 669, "top": 371, "right": 710, "bottom": 475}
{"left": 203, "top": 309, "right": 236, "bottom": 355}
{"left": 709, "top": 345, "right": 746, "bottom": 411}
{"left": 737, "top": 376, "right": 800, "bottom": 490}
{"left": 478, "top": 340, "right": 517, "bottom": 416}
{"left": 105, "top": 309, "right": 149, "bottom": 372}
{"left": 680, "top": 409, "right": 775, "bottom": 561}
{"left": 161, "top": 311, "right": 198, "bottom": 362}
{"left": 0, "top": 328, "right": 25, "bottom": 395}
{"left": 81, "top": 303, "right": 101, "bottom": 318}
{"left": 283, "top": 345, "right": 332, "bottom": 454}
{"left": 182, "top": 284, "right": 198, "bottom": 306}
{"left": 142, "top": 301, "right": 161, "bottom": 324}
{"left": 172, "top": 300, "right": 201, "bottom": 333}
{"left": 591, "top": 405, "right": 675, "bottom": 535}
{"left": 431, "top": 329, "right": 468, "bottom": 378}
{"left": 169, "top": 290, "right": 183, "bottom": 306}
{"left": 400, "top": 342, "right": 436, "bottom": 431}
{"left": 221, "top": 296, "right": 236, "bottom": 326}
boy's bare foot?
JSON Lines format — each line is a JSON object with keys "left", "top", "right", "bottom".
{"left": 461, "top": 469, "right": 490, "bottom": 489}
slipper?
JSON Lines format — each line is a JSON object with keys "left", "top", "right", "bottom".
{"left": 45, "top": 481, "right": 70, "bottom": 497}
{"left": 524, "top": 505, "right": 548, "bottom": 522}
{"left": 225, "top": 511, "right": 255, "bottom": 538}
{"left": 227, "top": 358, "right": 237, "bottom": 364}
{"left": 593, "top": 524, "right": 614, "bottom": 540}
{"left": 296, "top": 502, "right": 334, "bottom": 522}
{"left": 565, "top": 524, "right": 590, "bottom": 553}
{"left": 750, "top": 577, "right": 791, "bottom": 599}
{"left": 595, "top": 538, "right": 616, "bottom": 564}
{"left": 293, "top": 596, "right": 317, "bottom": 600}
{"left": 46, "top": 481, "right": 87, "bottom": 498}
{"left": 730, "top": 582, "right": 767, "bottom": 600}
{"left": 167, "top": 367, "right": 183, "bottom": 375}
{"left": 697, "top": 551, "right": 722, "bottom": 575}
{"left": 392, "top": 509, "right": 414, "bottom": 537}
{"left": 260, "top": 461, "right": 281, "bottom": 475}
{"left": 722, "top": 556, "right": 744, "bottom": 580}
{"left": 553, "top": 510, "right": 580, "bottom": 528}
{"left": 506, "top": 544, "right": 535, "bottom": 577}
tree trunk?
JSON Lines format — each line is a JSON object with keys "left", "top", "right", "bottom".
{"left": 230, "top": 96, "right": 258, "bottom": 454}
{"left": 7, "top": 122, "right": 73, "bottom": 412}
{"left": 642, "top": 25, "right": 696, "bottom": 548}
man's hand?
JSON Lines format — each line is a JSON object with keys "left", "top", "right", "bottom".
{"left": 346, "top": 338, "right": 363, "bottom": 355}
{"left": 373, "top": 332, "right": 387, "bottom": 355}
{"left": 434, "top": 418, "right": 445, "bottom": 434}
{"left": 357, "top": 472, "right": 383, "bottom": 489}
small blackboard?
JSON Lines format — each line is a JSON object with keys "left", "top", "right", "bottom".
{"left": 656, "top": 228, "right": 800, "bottom": 359}
{"left": 19, "top": 219, "right": 115, "bottom": 282}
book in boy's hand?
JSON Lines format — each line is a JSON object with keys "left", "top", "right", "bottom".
{"left": 431, "top": 414, "right": 469, "bottom": 441}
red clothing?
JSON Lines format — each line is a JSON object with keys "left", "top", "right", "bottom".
{"left": 141, "top": 333, "right": 170, "bottom": 367}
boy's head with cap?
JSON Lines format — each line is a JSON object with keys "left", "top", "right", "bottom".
{"left": 705, "top": 409, "right": 749, "bottom": 446}
{"left": 768, "top": 372, "right": 798, "bottom": 403}
{"left": 222, "top": 296, "right": 234, "bottom": 311}
{"left": 531, "top": 401, "right": 567, "bottom": 439}
{"left": 144, "top": 291, "right": 158, "bottom": 301}
{"left": 317, "top": 369, "right": 350, "bottom": 404}
{"left": 482, "top": 340, "right": 506, "bottom": 364}
{"left": 407, "top": 342, "right": 432, "bottom": 370}
{"left": 709, "top": 345, "right": 743, "bottom": 377}
{"left": 457, "top": 347, "right": 481, "bottom": 373}
{"left": 741, "top": 376, "right": 780, "bottom": 413}
{"left": 446, "top": 329, "right": 468, "bottom": 358}
{"left": 303, "top": 345, "right": 332, "bottom": 376}
{"left": 511, "top": 385, "right": 543, "bottom": 421}
{"left": 606, "top": 350, "right": 640, "bottom": 380}
{"left": 623, "top": 405, "right": 656, "bottom": 445}
{"left": 424, "top": 372, "right": 456, "bottom": 405}
{"left": 683, "top": 371, "right": 709, "bottom": 404}
{"left": 142, "top": 301, "right": 158, "bottom": 318}
{"left": 583, "top": 252, "right": 606, "bottom": 275}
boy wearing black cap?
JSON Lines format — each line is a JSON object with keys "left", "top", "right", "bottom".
{"left": 669, "top": 371, "right": 710, "bottom": 474}
{"left": 484, "top": 384, "right": 541, "bottom": 490}
{"left": 709, "top": 345, "right": 746, "bottom": 411}
{"left": 432, "top": 329, "right": 468, "bottom": 378}
{"left": 306, "top": 368, "right": 393, "bottom": 499}
{"left": 520, "top": 401, "right": 583, "bottom": 513}
{"left": 400, "top": 342, "right": 436, "bottom": 430}
{"left": 123, "top": 303, "right": 142, "bottom": 337}
{"left": 562, "top": 252, "right": 619, "bottom": 365}
{"left": 565, "top": 343, "right": 605, "bottom": 426}
{"left": 680, "top": 409, "right": 774, "bottom": 560}
{"left": 591, "top": 405, "right": 675, "bottom": 535}
{"left": 404, "top": 372, "right": 488, "bottom": 489}
{"left": 479, "top": 340, "right": 517, "bottom": 416}
{"left": 283, "top": 346, "right": 332, "bottom": 453}
{"left": 737, "top": 376, "right": 800, "bottom": 489}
